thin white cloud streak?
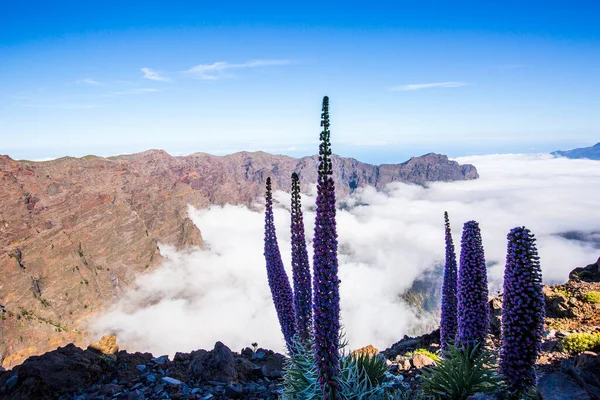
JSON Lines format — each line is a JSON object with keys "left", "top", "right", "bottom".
{"left": 185, "top": 59, "right": 292, "bottom": 80}
{"left": 17, "top": 103, "right": 100, "bottom": 110}
{"left": 78, "top": 79, "right": 102, "bottom": 86}
{"left": 103, "top": 88, "right": 160, "bottom": 97}
{"left": 141, "top": 67, "right": 172, "bottom": 82}
{"left": 90, "top": 155, "right": 600, "bottom": 357}
{"left": 389, "top": 82, "right": 468, "bottom": 91}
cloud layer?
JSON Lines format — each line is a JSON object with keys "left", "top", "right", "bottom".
{"left": 90, "top": 154, "right": 600, "bottom": 357}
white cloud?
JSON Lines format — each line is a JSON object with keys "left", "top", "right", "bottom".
{"left": 132, "top": 88, "right": 160, "bottom": 93}
{"left": 141, "top": 67, "right": 172, "bottom": 82}
{"left": 103, "top": 88, "right": 160, "bottom": 97}
{"left": 185, "top": 59, "right": 292, "bottom": 80}
{"left": 89, "top": 155, "right": 600, "bottom": 357}
{"left": 78, "top": 79, "right": 102, "bottom": 86}
{"left": 389, "top": 82, "right": 468, "bottom": 91}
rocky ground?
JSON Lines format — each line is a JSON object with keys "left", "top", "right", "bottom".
{"left": 0, "top": 258, "right": 598, "bottom": 400}
{"left": 0, "top": 339, "right": 286, "bottom": 400}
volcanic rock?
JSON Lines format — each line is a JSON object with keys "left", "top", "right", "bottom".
{"left": 537, "top": 372, "right": 591, "bottom": 400}
{"left": 188, "top": 342, "right": 238, "bottom": 382}
{"left": 382, "top": 329, "right": 440, "bottom": 359}
{"left": 570, "top": 257, "right": 600, "bottom": 282}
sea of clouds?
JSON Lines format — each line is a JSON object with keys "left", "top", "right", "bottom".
{"left": 90, "top": 154, "right": 600, "bottom": 356}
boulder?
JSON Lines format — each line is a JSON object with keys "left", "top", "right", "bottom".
{"left": 252, "top": 349, "right": 286, "bottom": 379}
{"left": 537, "top": 372, "right": 591, "bottom": 400}
{"left": 573, "top": 352, "right": 600, "bottom": 394}
{"left": 188, "top": 342, "right": 237, "bottom": 382}
{"left": 88, "top": 335, "right": 119, "bottom": 355}
{"left": 411, "top": 354, "right": 436, "bottom": 369}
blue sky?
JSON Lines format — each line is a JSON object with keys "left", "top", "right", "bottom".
{"left": 1, "top": 1, "right": 599, "bottom": 163}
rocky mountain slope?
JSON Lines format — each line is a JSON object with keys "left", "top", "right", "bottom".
{"left": 0, "top": 150, "right": 477, "bottom": 368}
{"left": 552, "top": 142, "right": 600, "bottom": 160}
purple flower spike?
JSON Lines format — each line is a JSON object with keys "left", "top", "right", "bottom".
{"left": 440, "top": 211, "right": 458, "bottom": 351}
{"left": 291, "top": 172, "right": 313, "bottom": 343}
{"left": 457, "top": 220, "right": 490, "bottom": 348}
{"left": 500, "top": 227, "right": 545, "bottom": 393}
{"left": 263, "top": 177, "right": 297, "bottom": 351}
{"left": 312, "top": 96, "right": 341, "bottom": 398}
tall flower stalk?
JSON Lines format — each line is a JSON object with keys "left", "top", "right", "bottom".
{"left": 291, "top": 172, "right": 313, "bottom": 343}
{"left": 457, "top": 220, "right": 490, "bottom": 348}
{"left": 440, "top": 211, "right": 458, "bottom": 351}
{"left": 264, "top": 177, "right": 297, "bottom": 351}
{"left": 500, "top": 227, "right": 545, "bottom": 394}
{"left": 312, "top": 95, "right": 341, "bottom": 398}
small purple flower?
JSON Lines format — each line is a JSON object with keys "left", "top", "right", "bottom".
{"left": 291, "top": 172, "right": 313, "bottom": 343}
{"left": 264, "top": 177, "right": 297, "bottom": 351}
{"left": 440, "top": 211, "right": 458, "bottom": 351}
{"left": 312, "top": 95, "right": 341, "bottom": 398}
{"left": 457, "top": 220, "right": 490, "bottom": 348}
{"left": 500, "top": 227, "right": 545, "bottom": 393}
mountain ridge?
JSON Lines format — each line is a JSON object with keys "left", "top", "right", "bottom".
{"left": 552, "top": 142, "right": 600, "bottom": 160}
{"left": 0, "top": 149, "right": 477, "bottom": 368}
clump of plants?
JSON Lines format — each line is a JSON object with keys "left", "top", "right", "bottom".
{"left": 282, "top": 336, "right": 390, "bottom": 399}
{"left": 560, "top": 332, "right": 600, "bottom": 354}
{"left": 421, "top": 343, "right": 503, "bottom": 399}
{"left": 267, "top": 96, "right": 391, "bottom": 398}
{"left": 426, "top": 223, "right": 547, "bottom": 398}
{"left": 264, "top": 96, "right": 552, "bottom": 399}
{"left": 582, "top": 291, "right": 600, "bottom": 304}
{"left": 263, "top": 176, "right": 297, "bottom": 352}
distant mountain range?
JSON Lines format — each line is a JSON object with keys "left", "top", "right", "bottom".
{"left": 552, "top": 142, "right": 600, "bottom": 160}
{"left": 0, "top": 150, "right": 477, "bottom": 368}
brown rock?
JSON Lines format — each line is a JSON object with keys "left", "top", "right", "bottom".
{"left": 351, "top": 345, "right": 379, "bottom": 358}
{"left": 88, "top": 335, "right": 119, "bottom": 355}
{"left": 543, "top": 286, "right": 576, "bottom": 318}
{"left": 411, "top": 353, "right": 436, "bottom": 369}
{"left": 400, "top": 359, "right": 412, "bottom": 371}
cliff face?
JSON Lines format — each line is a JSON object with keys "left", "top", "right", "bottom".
{"left": 0, "top": 150, "right": 477, "bottom": 367}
